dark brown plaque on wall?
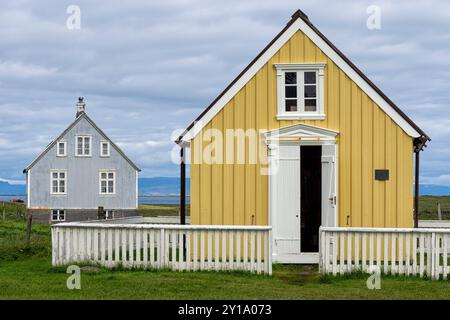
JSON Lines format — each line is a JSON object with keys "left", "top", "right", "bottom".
{"left": 375, "top": 169, "right": 389, "bottom": 181}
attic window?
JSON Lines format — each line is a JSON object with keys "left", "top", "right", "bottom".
{"left": 275, "top": 64, "right": 325, "bottom": 120}
{"left": 57, "top": 140, "right": 67, "bottom": 157}
{"left": 100, "top": 141, "right": 110, "bottom": 157}
{"left": 76, "top": 135, "right": 91, "bottom": 156}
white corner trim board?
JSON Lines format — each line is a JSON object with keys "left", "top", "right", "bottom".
{"left": 27, "top": 169, "right": 31, "bottom": 208}
{"left": 135, "top": 170, "right": 139, "bottom": 209}
{"left": 180, "top": 17, "right": 421, "bottom": 143}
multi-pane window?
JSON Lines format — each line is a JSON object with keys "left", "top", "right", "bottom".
{"left": 51, "top": 171, "right": 66, "bottom": 194}
{"left": 100, "top": 141, "right": 110, "bottom": 157}
{"left": 51, "top": 209, "right": 65, "bottom": 221}
{"left": 283, "top": 71, "right": 317, "bottom": 113}
{"left": 76, "top": 135, "right": 91, "bottom": 156}
{"left": 105, "top": 210, "right": 114, "bottom": 220}
{"left": 57, "top": 141, "right": 67, "bottom": 157}
{"left": 275, "top": 64, "right": 325, "bottom": 120}
{"left": 99, "top": 171, "right": 115, "bottom": 194}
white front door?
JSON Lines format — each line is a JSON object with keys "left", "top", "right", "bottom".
{"left": 274, "top": 144, "right": 301, "bottom": 255}
{"left": 271, "top": 142, "right": 337, "bottom": 263}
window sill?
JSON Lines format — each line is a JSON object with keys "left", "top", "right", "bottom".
{"left": 75, "top": 155, "right": 92, "bottom": 158}
{"left": 276, "top": 113, "right": 326, "bottom": 120}
{"left": 56, "top": 155, "right": 67, "bottom": 158}
{"left": 50, "top": 194, "right": 67, "bottom": 196}
{"left": 99, "top": 194, "right": 116, "bottom": 197}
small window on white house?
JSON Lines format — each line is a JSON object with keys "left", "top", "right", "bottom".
{"left": 275, "top": 64, "right": 325, "bottom": 120}
{"left": 57, "top": 141, "right": 67, "bottom": 157}
{"left": 105, "top": 210, "right": 114, "bottom": 220}
{"left": 76, "top": 135, "right": 91, "bottom": 156}
{"left": 99, "top": 171, "right": 115, "bottom": 195}
{"left": 51, "top": 209, "right": 65, "bottom": 221}
{"left": 51, "top": 170, "right": 66, "bottom": 194}
{"left": 100, "top": 141, "right": 110, "bottom": 157}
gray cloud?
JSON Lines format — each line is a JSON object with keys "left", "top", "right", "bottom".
{"left": 0, "top": 0, "right": 448, "bottom": 185}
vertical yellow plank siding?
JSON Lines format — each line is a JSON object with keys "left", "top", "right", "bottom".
{"left": 361, "top": 93, "right": 373, "bottom": 227}
{"left": 233, "top": 90, "right": 245, "bottom": 226}
{"left": 351, "top": 83, "right": 362, "bottom": 227}
{"left": 189, "top": 30, "right": 414, "bottom": 228}
{"left": 223, "top": 99, "right": 234, "bottom": 226}
{"left": 190, "top": 135, "right": 201, "bottom": 225}
{"left": 211, "top": 114, "right": 223, "bottom": 225}
{"left": 199, "top": 122, "right": 212, "bottom": 225}
{"left": 339, "top": 73, "right": 351, "bottom": 227}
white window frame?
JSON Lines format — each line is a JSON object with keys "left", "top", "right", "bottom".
{"left": 275, "top": 63, "right": 325, "bottom": 120}
{"left": 51, "top": 209, "right": 66, "bottom": 221}
{"left": 100, "top": 141, "right": 110, "bottom": 157}
{"left": 99, "top": 170, "right": 116, "bottom": 195}
{"left": 75, "top": 135, "right": 92, "bottom": 157}
{"left": 50, "top": 170, "right": 67, "bottom": 195}
{"left": 56, "top": 140, "right": 67, "bottom": 157}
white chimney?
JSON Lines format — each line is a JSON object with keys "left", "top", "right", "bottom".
{"left": 76, "top": 97, "right": 85, "bottom": 118}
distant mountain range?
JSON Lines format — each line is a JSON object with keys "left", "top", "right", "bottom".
{"left": 0, "top": 178, "right": 449, "bottom": 196}
{"left": 419, "top": 184, "right": 450, "bottom": 196}
{"left": 138, "top": 177, "right": 190, "bottom": 196}
{"left": 0, "top": 181, "right": 26, "bottom": 195}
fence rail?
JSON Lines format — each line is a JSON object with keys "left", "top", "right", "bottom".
{"left": 52, "top": 223, "right": 272, "bottom": 275}
{"left": 319, "top": 227, "right": 450, "bottom": 280}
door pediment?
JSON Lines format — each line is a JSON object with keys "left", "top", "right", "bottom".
{"left": 264, "top": 123, "right": 339, "bottom": 142}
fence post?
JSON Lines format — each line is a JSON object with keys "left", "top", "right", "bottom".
{"left": 51, "top": 227, "right": 56, "bottom": 266}
{"left": 2, "top": 202, "right": 5, "bottom": 220}
{"left": 437, "top": 203, "right": 442, "bottom": 220}
{"left": 160, "top": 228, "right": 165, "bottom": 269}
{"left": 25, "top": 212, "right": 32, "bottom": 247}
{"left": 318, "top": 227, "right": 323, "bottom": 274}
{"left": 268, "top": 229, "right": 273, "bottom": 276}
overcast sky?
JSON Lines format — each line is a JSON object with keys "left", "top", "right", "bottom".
{"left": 0, "top": 0, "right": 449, "bottom": 185}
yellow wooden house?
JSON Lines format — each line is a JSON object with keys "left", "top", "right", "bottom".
{"left": 176, "top": 10, "right": 429, "bottom": 263}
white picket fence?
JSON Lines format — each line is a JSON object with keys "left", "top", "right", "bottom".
{"left": 52, "top": 222, "right": 272, "bottom": 275}
{"left": 319, "top": 227, "right": 450, "bottom": 280}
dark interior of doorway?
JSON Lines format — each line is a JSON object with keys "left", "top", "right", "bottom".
{"left": 300, "top": 145, "right": 322, "bottom": 252}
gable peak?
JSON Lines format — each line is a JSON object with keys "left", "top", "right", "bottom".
{"left": 291, "top": 9, "right": 309, "bottom": 22}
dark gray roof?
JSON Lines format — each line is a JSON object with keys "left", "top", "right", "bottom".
{"left": 23, "top": 112, "right": 141, "bottom": 173}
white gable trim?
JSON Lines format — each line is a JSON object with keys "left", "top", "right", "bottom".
{"left": 180, "top": 17, "right": 421, "bottom": 143}
{"left": 264, "top": 123, "right": 338, "bottom": 142}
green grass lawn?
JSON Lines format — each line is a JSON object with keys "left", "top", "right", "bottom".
{"left": 3, "top": 258, "right": 450, "bottom": 300}
{"left": 138, "top": 204, "right": 190, "bottom": 217}
{"left": 1, "top": 215, "right": 450, "bottom": 299}
{"left": 418, "top": 196, "right": 450, "bottom": 220}
{"left": 0, "top": 201, "right": 27, "bottom": 220}
{"left": 2, "top": 196, "right": 449, "bottom": 220}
